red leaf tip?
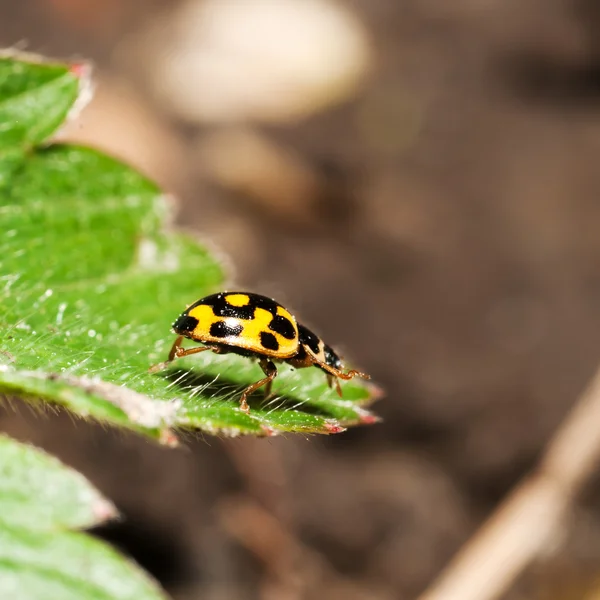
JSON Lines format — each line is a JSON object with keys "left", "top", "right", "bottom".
{"left": 69, "top": 62, "right": 89, "bottom": 79}
{"left": 260, "top": 425, "right": 278, "bottom": 437}
{"left": 93, "top": 498, "right": 117, "bottom": 522}
{"left": 324, "top": 422, "right": 346, "bottom": 434}
{"left": 359, "top": 413, "right": 380, "bottom": 425}
{"left": 159, "top": 429, "right": 180, "bottom": 447}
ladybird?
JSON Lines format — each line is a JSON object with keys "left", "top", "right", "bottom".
{"left": 150, "top": 291, "right": 370, "bottom": 412}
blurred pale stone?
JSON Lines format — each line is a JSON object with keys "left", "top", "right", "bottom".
{"left": 195, "top": 128, "right": 321, "bottom": 223}
{"left": 123, "top": 0, "right": 371, "bottom": 123}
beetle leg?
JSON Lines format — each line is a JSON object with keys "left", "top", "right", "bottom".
{"left": 264, "top": 378, "right": 273, "bottom": 399}
{"left": 303, "top": 345, "right": 369, "bottom": 395}
{"left": 168, "top": 335, "right": 185, "bottom": 361}
{"left": 327, "top": 374, "right": 343, "bottom": 397}
{"left": 239, "top": 359, "right": 277, "bottom": 413}
{"left": 149, "top": 336, "right": 215, "bottom": 373}
{"left": 173, "top": 345, "right": 213, "bottom": 359}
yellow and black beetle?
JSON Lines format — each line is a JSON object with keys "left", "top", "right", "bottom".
{"left": 150, "top": 291, "right": 370, "bottom": 412}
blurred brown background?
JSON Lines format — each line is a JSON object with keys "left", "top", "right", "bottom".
{"left": 3, "top": 0, "right": 600, "bottom": 598}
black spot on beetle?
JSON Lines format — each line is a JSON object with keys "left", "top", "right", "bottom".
{"left": 269, "top": 315, "right": 296, "bottom": 339}
{"left": 193, "top": 292, "right": 285, "bottom": 320}
{"left": 324, "top": 344, "right": 343, "bottom": 369}
{"left": 217, "top": 301, "right": 255, "bottom": 320}
{"left": 210, "top": 321, "right": 243, "bottom": 338}
{"left": 172, "top": 314, "right": 199, "bottom": 334}
{"left": 260, "top": 331, "right": 279, "bottom": 351}
{"left": 298, "top": 324, "right": 321, "bottom": 355}
{"left": 293, "top": 345, "right": 307, "bottom": 361}
{"left": 250, "top": 294, "right": 285, "bottom": 316}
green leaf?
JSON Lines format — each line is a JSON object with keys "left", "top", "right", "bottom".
{"left": 0, "top": 51, "right": 379, "bottom": 441}
{"left": 0, "top": 53, "right": 85, "bottom": 187}
{"left": 0, "top": 435, "right": 114, "bottom": 530}
{"left": 0, "top": 527, "right": 166, "bottom": 600}
{"left": 0, "top": 436, "right": 165, "bottom": 600}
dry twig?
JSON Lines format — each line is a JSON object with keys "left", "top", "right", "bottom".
{"left": 419, "top": 366, "right": 600, "bottom": 600}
